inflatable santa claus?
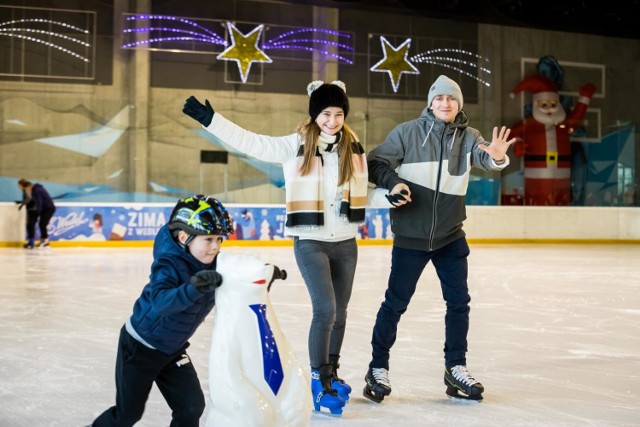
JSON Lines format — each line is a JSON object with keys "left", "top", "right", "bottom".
{"left": 510, "top": 74, "right": 596, "bottom": 205}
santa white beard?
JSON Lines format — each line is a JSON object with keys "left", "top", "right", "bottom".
{"left": 532, "top": 95, "right": 567, "bottom": 125}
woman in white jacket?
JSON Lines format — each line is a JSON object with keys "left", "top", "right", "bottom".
{"left": 183, "top": 81, "right": 366, "bottom": 415}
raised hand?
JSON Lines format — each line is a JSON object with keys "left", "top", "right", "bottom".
{"left": 183, "top": 96, "right": 214, "bottom": 127}
{"left": 579, "top": 82, "right": 596, "bottom": 98}
{"left": 478, "top": 126, "right": 516, "bottom": 163}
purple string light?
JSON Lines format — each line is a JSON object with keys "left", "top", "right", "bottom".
{"left": 265, "top": 38, "right": 353, "bottom": 51}
{"left": 265, "top": 27, "right": 351, "bottom": 45}
{"left": 123, "top": 36, "right": 221, "bottom": 49}
{"left": 264, "top": 44, "right": 353, "bottom": 64}
{"left": 122, "top": 16, "right": 355, "bottom": 67}
{"left": 122, "top": 26, "right": 224, "bottom": 47}
{"left": 126, "top": 14, "right": 227, "bottom": 45}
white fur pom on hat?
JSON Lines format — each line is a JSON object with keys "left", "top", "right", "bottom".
{"left": 428, "top": 75, "right": 463, "bottom": 111}
{"left": 307, "top": 80, "right": 325, "bottom": 96}
{"left": 307, "top": 80, "right": 349, "bottom": 120}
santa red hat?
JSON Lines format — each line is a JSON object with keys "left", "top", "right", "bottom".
{"left": 510, "top": 74, "right": 558, "bottom": 99}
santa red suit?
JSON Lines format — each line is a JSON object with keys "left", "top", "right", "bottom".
{"left": 510, "top": 74, "right": 595, "bottom": 205}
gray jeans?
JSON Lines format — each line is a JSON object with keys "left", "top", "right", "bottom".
{"left": 294, "top": 237, "right": 358, "bottom": 368}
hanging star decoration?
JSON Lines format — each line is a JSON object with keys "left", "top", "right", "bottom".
{"left": 217, "top": 22, "right": 272, "bottom": 83}
{"left": 370, "top": 35, "right": 492, "bottom": 92}
{"left": 370, "top": 36, "right": 419, "bottom": 92}
{"left": 121, "top": 15, "right": 354, "bottom": 83}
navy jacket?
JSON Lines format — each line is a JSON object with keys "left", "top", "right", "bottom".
{"left": 23, "top": 183, "right": 55, "bottom": 213}
{"left": 128, "top": 224, "right": 216, "bottom": 355}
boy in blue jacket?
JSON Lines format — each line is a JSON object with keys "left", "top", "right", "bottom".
{"left": 91, "top": 195, "right": 234, "bottom": 427}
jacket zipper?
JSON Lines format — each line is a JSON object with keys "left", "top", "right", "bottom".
{"left": 428, "top": 127, "right": 445, "bottom": 251}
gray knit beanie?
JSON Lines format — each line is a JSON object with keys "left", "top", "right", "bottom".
{"left": 428, "top": 75, "right": 463, "bottom": 111}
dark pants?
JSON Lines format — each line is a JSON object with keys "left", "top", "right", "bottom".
{"left": 26, "top": 206, "right": 55, "bottom": 240}
{"left": 93, "top": 326, "right": 205, "bottom": 427}
{"left": 294, "top": 237, "right": 357, "bottom": 368}
{"left": 370, "top": 237, "right": 471, "bottom": 370}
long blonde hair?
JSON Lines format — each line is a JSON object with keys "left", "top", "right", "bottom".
{"left": 295, "top": 118, "right": 359, "bottom": 187}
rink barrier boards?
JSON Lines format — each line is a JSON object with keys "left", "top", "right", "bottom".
{"left": 1, "top": 203, "right": 639, "bottom": 246}
{"left": 3, "top": 238, "right": 640, "bottom": 248}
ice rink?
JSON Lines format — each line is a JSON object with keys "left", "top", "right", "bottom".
{"left": 2, "top": 243, "right": 639, "bottom": 426}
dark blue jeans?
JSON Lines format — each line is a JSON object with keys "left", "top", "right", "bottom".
{"left": 294, "top": 237, "right": 357, "bottom": 368}
{"left": 370, "top": 237, "right": 471, "bottom": 370}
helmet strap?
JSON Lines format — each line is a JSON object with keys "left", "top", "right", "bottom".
{"left": 184, "top": 233, "right": 196, "bottom": 247}
{"left": 174, "top": 229, "right": 196, "bottom": 251}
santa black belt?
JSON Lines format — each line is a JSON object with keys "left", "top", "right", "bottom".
{"left": 525, "top": 154, "right": 571, "bottom": 162}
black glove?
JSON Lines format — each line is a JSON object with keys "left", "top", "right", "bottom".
{"left": 267, "top": 264, "right": 287, "bottom": 292}
{"left": 190, "top": 270, "right": 222, "bottom": 293}
{"left": 15, "top": 201, "right": 24, "bottom": 210}
{"left": 385, "top": 189, "right": 409, "bottom": 206}
{"left": 183, "top": 96, "right": 214, "bottom": 127}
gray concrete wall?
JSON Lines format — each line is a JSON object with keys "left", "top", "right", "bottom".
{"left": 0, "top": 2, "right": 638, "bottom": 204}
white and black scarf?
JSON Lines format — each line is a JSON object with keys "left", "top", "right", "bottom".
{"left": 285, "top": 131, "right": 368, "bottom": 229}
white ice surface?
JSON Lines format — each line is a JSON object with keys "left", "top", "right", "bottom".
{"left": 1, "top": 244, "right": 639, "bottom": 426}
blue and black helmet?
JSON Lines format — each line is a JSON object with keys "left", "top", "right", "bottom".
{"left": 168, "top": 195, "right": 234, "bottom": 240}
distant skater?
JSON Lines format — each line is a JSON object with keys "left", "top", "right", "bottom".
{"left": 17, "top": 178, "right": 55, "bottom": 249}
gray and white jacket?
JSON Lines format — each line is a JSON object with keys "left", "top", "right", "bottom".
{"left": 368, "top": 106, "right": 509, "bottom": 251}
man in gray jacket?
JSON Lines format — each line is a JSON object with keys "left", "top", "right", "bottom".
{"left": 363, "top": 75, "right": 515, "bottom": 403}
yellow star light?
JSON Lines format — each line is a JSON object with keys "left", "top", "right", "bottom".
{"left": 217, "top": 22, "right": 272, "bottom": 83}
{"left": 370, "top": 36, "right": 419, "bottom": 92}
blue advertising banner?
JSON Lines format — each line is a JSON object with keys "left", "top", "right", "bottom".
{"left": 48, "top": 204, "right": 173, "bottom": 242}
{"left": 46, "top": 203, "right": 392, "bottom": 242}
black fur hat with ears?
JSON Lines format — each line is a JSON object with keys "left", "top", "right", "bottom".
{"left": 307, "top": 80, "right": 349, "bottom": 121}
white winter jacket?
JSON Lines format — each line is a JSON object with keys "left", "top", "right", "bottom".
{"left": 204, "top": 113, "right": 361, "bottom": 242}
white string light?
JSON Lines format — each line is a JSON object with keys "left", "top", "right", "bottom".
{"left": 409, "top": 47, "right": 492, "bottom": 87}
{"left": 0, "top": 17, "right": 91, "bottom": 62}
{"left": 0, "top": 28, "right": 91, "bottom": 46}
{"left": 0, "top": 33, "right": 90, "bottom": 62}
{"left": 412, "top": 54, "right": 492, "bottom": 74}
{"left": 0, "top": 18, "right": 89, "bottom": 34}
{"left": 418, "top": 60, "right": 490, "bottom": 86}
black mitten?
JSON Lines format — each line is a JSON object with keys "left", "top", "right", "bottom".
{"left": 385, "top": 189, "right": 409, "bottom": 206}
{"left": 183, "top": 96, "right": 214, "bottom": 127}
{"left": 190, "top": 270, "right": 222, "bottom": 293}
{"left": 267, "top": 264, "right": 287, "bottom": 292}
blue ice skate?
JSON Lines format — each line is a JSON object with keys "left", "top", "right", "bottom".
{"left": 329, "top": 355, "right": 352, "bottom": 402}
{"left": 311, "top": 366, "right": 345, "bottom": 415}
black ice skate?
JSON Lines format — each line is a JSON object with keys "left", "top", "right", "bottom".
{"left": 444, "top": 365, "right": 484, "bottom": 401}
{"left": 363, "top": 367, "right": 392, "bottom": 403}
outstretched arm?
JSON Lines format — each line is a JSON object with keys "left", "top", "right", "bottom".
{"left": 182, "top": 95, "right": 298, "bottom": 163}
